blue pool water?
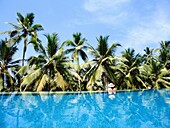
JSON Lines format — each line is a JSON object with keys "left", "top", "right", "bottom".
{"left": 0, "top": 89, "right": 170, "bottom": 128}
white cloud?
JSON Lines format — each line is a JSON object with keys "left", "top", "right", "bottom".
{"left": 97, "top": 12, "right": 128, "bottom": 26}
{"left": 83, "top": 0, "right": 131, "bottom": 25}
{"left": 84, "top": 0, "right": 130, "bottom": 12}
{"left": 82, "top": 0, "right": 170, "bottom": 53}
{"left": 123, "top": 9, "right": 170, "bottom": 53}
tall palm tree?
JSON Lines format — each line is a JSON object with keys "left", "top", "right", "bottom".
{"left": 84, "top": 35, "right": 121, "bottom": 91}
{"left": 64, "top": 32, "right": 88, "bottom": 71}
{"left": 0, "top": 12, "right": 43, "bottom": 66}
{"left": 115, "top": 48, "right": 146, "bottom": 90}
{"left": 63, "top": 32, "right": 88, "bottom": 90}
{"left": 18, "top": 33, "right": 74, "bottom": 91}
{"left": 0, "top": 39, "right": 19, "bottom": 91}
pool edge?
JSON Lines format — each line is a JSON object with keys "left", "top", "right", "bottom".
{"left": 0, "top": 88, "right": 160, "bottom": 95}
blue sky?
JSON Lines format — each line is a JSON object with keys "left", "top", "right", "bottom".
{"left": 0, "top": 0, "right": 170, "bottom": 59}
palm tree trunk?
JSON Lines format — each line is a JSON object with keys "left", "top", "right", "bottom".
{"left": 76, "top": 56, "right": 81, "bottom": 91}
{"left": 102, "top": 73, "right": 108, "bottom": 90}
{"left": 22, "top": 37, "right": 28, "bottom": 66}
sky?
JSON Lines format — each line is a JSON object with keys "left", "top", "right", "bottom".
{"left": 0, "top": 0, "right": 170, "bottom": 59}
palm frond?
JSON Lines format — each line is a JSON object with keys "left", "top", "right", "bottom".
{"left": 0, "top": 30, "right": 20, "bottom": 38}
{"left": 54, "top": 72, "right": 69, "bottom": 90}
{"left": 159, "top": 69, "right": 170, "bottom": 77}
{"left": 21, "top": 68, "right": 42, "bottom": 91}
{"left": 156, "top": 79, "right": 170, "bottom": 88}
{"left": 17, "top": 12, "right": 24, "bottom": 23}
{"left": 73, "top": 32, "right": 82, "bottom": 45}
{"left": 110, "top": 65, "right": 126, "bottom": 76}
{"left": 31, "top": 24, "right": 43, "bottom": 31}
{"left": 5, "top": 22, "right": 21, "bottom": 29}
{"left": 83, "top": 63, "right": 98, "bottom": 81}
{"left": 79, "top": 38, "right": 86, "bottom": 45}
{"left": 86, "top": 64, "right": 103, "bottom": 90}
{"left": 79, "top": 50, "right": 88, "bottom": 61}
{"left": 37, "top": 74, "right": 48, "bottom": 91}
{"left": 63, "top": 40, "right": 75, "bottom": 47}
{"left": 80, "top": 61, "right": 93, "bottom": 69}
{"left": 68, "top": 70, "right": 82, "bottom": 81}
{"left": 162, "top": 77, "right": 170, "bottom": 80}
{"left": 72, "top": 51, "right": 78, "bottom": 61}
{"left": 96, "top": 35, "right": 109, "bottom": 56}
{"left": 26, "top": 13, "right": 34, "bottom": 26}
{"left": 86, "top": 42, "right": 100, "bottom": 57}
{"left": 105, "top": 43, "right": 121, "bottom": 57}
{"left": 44, "top": 33, "right": 59, "bottom": 58}
{"left": 16, "top": 66, "right": 29, "bottom": 76}
{"left": 64, "top": 48, "right": 75, "bottom": 55}
{"left": 136, "top": 76, "right": 147, "bottom": 88}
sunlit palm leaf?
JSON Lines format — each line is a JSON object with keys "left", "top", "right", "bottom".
{"left": 162, "top": 77, "right": 170, "bottom": 80}
{"left": 37, "top": 74, "right": 48, "bottom": 91}
{"left": 86, "top": 64, "right": 103, "bottom": 90}
{"left": 21, "top": 68, "right": 42, "bottom": 91}
{"left": 16, "top": 66, "right": 29, "bottom": 76}
{"left": 54, "top": 72, "right": 69, "bottom": 90}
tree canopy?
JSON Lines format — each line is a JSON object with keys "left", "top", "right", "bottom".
{"left": 0, "top": 12, "right": 170, "bottom": 92}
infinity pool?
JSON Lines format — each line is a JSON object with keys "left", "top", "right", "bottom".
{"left": 0, "top": 89, "right": 170, "bottom": 128}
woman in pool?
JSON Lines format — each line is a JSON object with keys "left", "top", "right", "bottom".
{"left": 107, "top": 83, "right": 116, "bottom": 94}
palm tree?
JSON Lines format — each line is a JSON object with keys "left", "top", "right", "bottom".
{"left": 0, "top": 12, "right": 43, "bottom": 66}
{"left": 84, "top": 35, "right": 121, "bottom": 91}
{"left": 115, "top": 48, "right": 146, "bottom": 90}
{"left": 63, "top": 32, "right": 88, "bottom": 90}
{"left": 142, "top": 47, "right": 155, "bottom": 64}
{"left": 0, "top": 39, "right": 19, "bottom": 91}
{"left": 18, "top": 33, "right": 74, "bottom": 91}
{"left": 156, "top": 41, "right": 170, "bottom": 64}
{"left": 140, "top": 59, "right": 170, "bottom": 89}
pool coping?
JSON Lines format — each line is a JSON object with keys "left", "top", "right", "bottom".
{"left": 0, "top": 88, "right": 157, "bottom": 95}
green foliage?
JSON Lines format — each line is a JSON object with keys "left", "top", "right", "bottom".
{"left": 140, "top": 59, "right": 170, "bottom": 89}
{"left": 0, "top": 39, "right": 19, "bottom": 91}
{"left": 0, "top": 12, "right": 43, "bottom": 66}
{"left": 0, "top": 12, "right": 170, "bottom": 92}
{"left": 84, "top": 35, "right": 120, "bottom": 91}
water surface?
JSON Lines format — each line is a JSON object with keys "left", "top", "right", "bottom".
{"left": 0, "top": 89, "right": 170, "bottom": 128}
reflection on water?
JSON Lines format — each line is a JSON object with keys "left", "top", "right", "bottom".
{"left": 0, "top": 89, "right": 170, "bottom": 128}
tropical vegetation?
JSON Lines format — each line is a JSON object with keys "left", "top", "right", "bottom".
{"left": 0, "top": 12, "right": 170, "bottom": 92}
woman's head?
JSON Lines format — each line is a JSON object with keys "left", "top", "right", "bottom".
{"left": 109, "top": 83, "right": 115, "bottom": 87}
